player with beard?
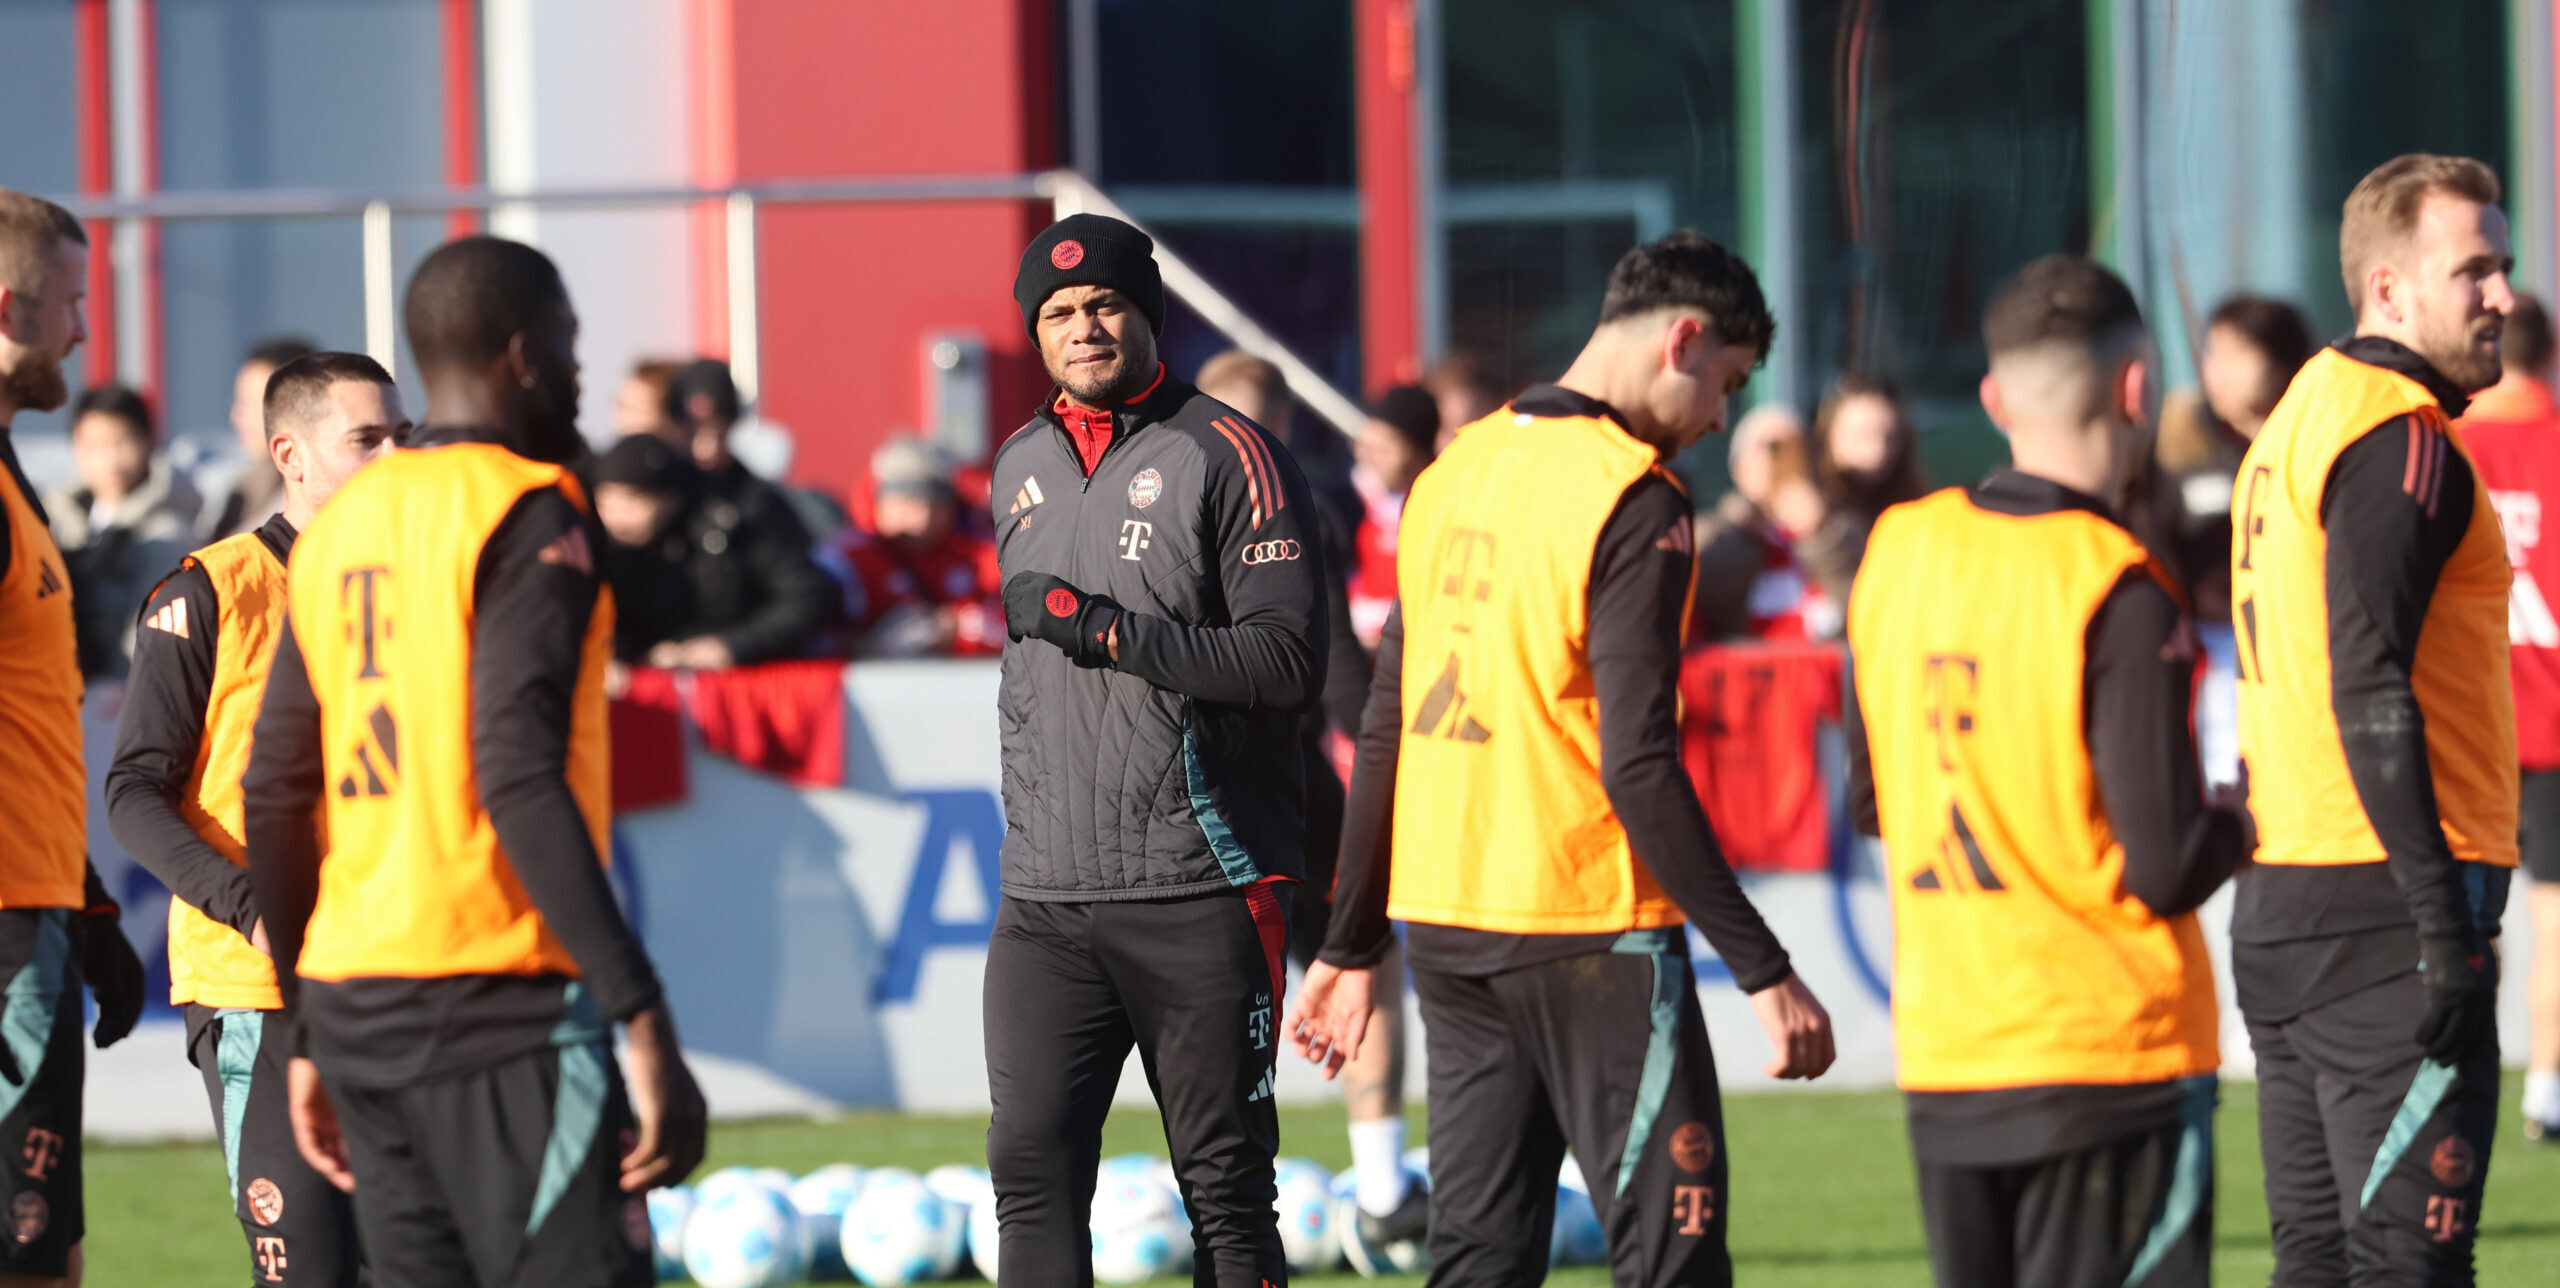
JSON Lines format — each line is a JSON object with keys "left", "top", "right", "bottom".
{"left": 242, "top": 237, "right": 706, "bottom": 1288}
{"left": 2229, "top": 154, "right": 2519, "bottom": 1285}
{"left": 0, "top": 188, "right": 149, "bottom": 1288}
{"left": 985, "top": 214, "right": 1325, "bottom": 1287}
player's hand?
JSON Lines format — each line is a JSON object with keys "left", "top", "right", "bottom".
{"left": 1282, "top": 960, "right": 1373, "bottom": 1079}
{"left": 249, "top": 917, "right": 270, "bottom": 957}
{"left": 1001, "top": 572, "right": 1121, "bottom": 665}
{"left": 1748, "top": 973, "right": 1835, "bottom": 1080}
{"left": 288, "top": 1056, "right": 357, "bottom": 1193}
{"left": 620, "top": 1004, "right": 708, "bottom": 1192}
{"left": 2415, "top": 937, "right": 2497, "bottom": 1065}
{"left": 79, "top": 909, "right": 145, "bottom": 1048}
{"left": 671, "top": 636, "right": 737, "bottom": 672}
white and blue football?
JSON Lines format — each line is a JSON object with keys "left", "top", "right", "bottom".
{"left": 1272, "top": 1157, "right": 1339, "bottom": 1272}
{"left": 682, "top": 1184, "right": 810, "bottom": 1288}
{"left": 1089, "top": 1173, "right": 1192, "bottom": 1284}
{"left": 1551, "top": 1161, "right": 1606, "bottom": 1267}
{"left": 840, "top": 1172, "right": 965, "bottom": 1286}
{"left": 644, "top": 1185, "right": 695, "bottom": 1281}
{"left": 789, "top": 1164, "right": 867, "bottom": 1280}
{"left": 697, "top": 1165, "right": 796, "bottom": 1203}
{"left": 967, "top": 1192, "right": 1001, "bottom": 1280}
{"left": 923, "top": 1163, "right": 994, "bottom": 1210}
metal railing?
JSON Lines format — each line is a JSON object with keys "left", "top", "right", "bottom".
{"left": 50, "top": 169, "right": 1369, "bottom": 441}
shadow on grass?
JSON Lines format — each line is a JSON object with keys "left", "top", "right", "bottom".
{"left": 1735, "top": 1243, "right": 1931, "bottom": 1268}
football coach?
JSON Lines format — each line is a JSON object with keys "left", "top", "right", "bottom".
{"left": 985, "top": 213, "right": 1325, "bottom": 1287}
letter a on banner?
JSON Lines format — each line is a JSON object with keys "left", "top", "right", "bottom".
{"left": 876, "top": 790, "right": 1007, "bottom": 1003}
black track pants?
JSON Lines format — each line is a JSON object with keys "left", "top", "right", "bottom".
{"left": 2244, "top": 967, "right": 2499, "bottom": 1287}
{"left": 1412, "top": 934, "right": 1731, "bottom": 1288}
{"left": 191, "top": 1007, "right": 365, "bottom": 1286}
{"left": 983, "top": 889, "right": 1291, "bottom": 1288}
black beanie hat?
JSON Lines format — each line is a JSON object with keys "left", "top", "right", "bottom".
{"left": 1015, "top": 214, "right": 1165, "bottom": 339}
{"left": 1367, "top": 384, "right": 1442, "bottom": 455}
{"left": 595, "top": 432, "right": 688, "bottom": 495}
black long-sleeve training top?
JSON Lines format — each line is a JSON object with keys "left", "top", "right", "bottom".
{"left": 106, "top": 514, "right": 296, "bottom": 950}
{"left": 2233, "top": 336, "right": 2497, "bottom": 1016}
{"left": 1318, "top": 388, "right": 1792, "bottom": 991}
{"left": 241, "top": 426, "right": 661, "bottom": 1085}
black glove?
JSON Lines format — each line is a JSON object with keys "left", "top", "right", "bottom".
{"left": 80, "top": 907, "right": 145, "bottom": 1050}
{"left": 1002, "top": 572, "right": 1121, "bottom": 666}
{"left": 2413, "top": 936, "right": 2496, "bottom": 1066}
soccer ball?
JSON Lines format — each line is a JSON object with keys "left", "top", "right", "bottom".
{"left": 698, "top": 1165, "right": 796, "bottom": 1203}
{"left": 923, "top": 1163, "right": 993, "bottom": 1209}
{"left": 1272, "top": 1158, "right": 1340, "bottom": 1272}
{"left": 840, "top": 1172, "right": 965, "bottom": 1286}
{"left": 1335, "top": 1165, "right": 1431, "bottom": 1276}
{"left": 789, "top": 1165, "right": 866, "bottom": 1280}
{"left": 683, "top": 1185, "right": 811, "bottom": 1288}
{"left": 966, "top": 1192, "right": 1001, "bottom": 1281}
{"left": 1551, "top": 1161, "right": 1605, "bottom": 1266}
{"left": 1089, "top": 1174, "right": 1192, "bottom": 1283}
{"left": 645, "top": 1186, "right": 695, "bottom": 1281}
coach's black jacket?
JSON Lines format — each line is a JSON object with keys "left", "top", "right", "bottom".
{"left": 992, "top": 370, "right": 1326, "bottom": 902}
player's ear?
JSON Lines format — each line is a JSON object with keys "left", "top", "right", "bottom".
{"left": 1662, "top": 313, "right": 1705, "bottom": 375}
{"left": 2365, "top": 263, "right": 2402, "bottom": 326}
{"left": 505, "top": 330, "right": 538, "bottom": 390}
{"left": 269, "top": 430, "right": 300, "bottom": 484}
{"left": 2117, "top": 354, "right": 2151, "bottom": 427}
{"left": 1978, "top": 371, "right": 2011, "bottom": 438}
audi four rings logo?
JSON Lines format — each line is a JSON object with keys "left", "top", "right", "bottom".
{"left": 1241, "top": 540, "right": 1301, "bottom": 565}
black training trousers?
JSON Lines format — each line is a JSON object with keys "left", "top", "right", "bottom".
{"left": 1912, "top": 1082, "right": 2216, "bottom": 1288}
{"left": 983, "top": 888, "right": 1292, "bottom": 1288}
{"left": 191, "top": 1006, "right": 364, "bottom": 1286}
{"left": 1412, "top": 934, "right": 1731, "bottom": 1288}
{"left": 326, "top": 1039, "right": 650, "bottom": 1288}
{"left": 2244, "top": 966, "right": 2499, "bottom": 1287}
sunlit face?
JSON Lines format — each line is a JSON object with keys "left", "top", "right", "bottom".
{"left": 2198, "top": 322, "right": 2281, "bottom": 434}
{"left": 1354, "top": 419, "right": 1431, "bottom": 497}
{"left": 0, "top": 237, "right": 88, "bottom": 415}
{"left": 70, "top": 410, "right": 148, "bottom": 501}
{"left": 1036, "top": 285, "right": 1156, "bottom": 406}
{"left": 2389, "top": 193, "right": 2514, "bottom": 393}
{"left": 1824, "top": 393, "right": 1901, "bottom": 481}
{"left": 596, "top": 482, "right": 677, "bottom": 548}
{"left": 873, "top": 490, "right": 956, "bottom": 547}
{"left": 1640, "top": 316, "right": 1760, "bottom": 453}
{"left": 233, "top": 360, "right": 279, "bottom": 462}
{"left": 614, "top": 374, "right": 669, "bottom": 434}
{"left": 277, "top": 380, "right": 406, "bottom": 514}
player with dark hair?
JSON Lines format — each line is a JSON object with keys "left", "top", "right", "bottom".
{"left": 2231, "top": 153, "right": 2517, "bottom": 1284}
{"left": 1846, "top": 255, "right": 2247, "bottom": 1287}
{"left": 243, "top": 236, "right": 706, "bottom": 1288}
{"left": 0, "top": 185, "right": 147, "bottom": 1288}
{"left": 107, "top": 351, "right": 406, "bottom": 1287}
{"left": 1288, "top": 230, "right": 1833, "bottom": 1286}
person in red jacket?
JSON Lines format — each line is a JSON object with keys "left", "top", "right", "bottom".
{"left": 827, "top": 438, "right": 1002, "bottom": 657}
{"left": 2457, "top": 290, "right": 2560, "bottom": 1142}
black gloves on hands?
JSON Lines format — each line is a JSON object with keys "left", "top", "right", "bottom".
{"left": 1003, "top": 572, "right": 1121, "bottom": 666}
{"left": 2414, "top": 937, "right": 2496, "bottom": 1066}
{"left": 80, "top": 907, "right": 145, "bottom": 1050}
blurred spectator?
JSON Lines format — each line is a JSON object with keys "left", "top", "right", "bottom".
{"left": 660, "top": 356, "right": 847, "bottom": 542}
{"left": 2194, "top": 294, "right": 2314, "bottom": 444}
{"left": 1795, "top": 373, "right": 1925, "bottom": 592}
{"left": 2466, "top": 291, "right": 2554, "bottom": 422}
{"left": 1347, "top": 385, "right": 1439, "bottom": 648}
{"left": 1422, "top": 349, "right": 1507, "bottom": 450}
{"left": 1692, "top": 405, "right": 1843, "bottom": 641}
{"left": 205, "top": 336, "right": 315, "bottom": 539}
{"left": 1196, "top": 349, "right": 1361, "bottom": 551}
{"left": 825, "top": 438, "right": 1002, "bottom": 657}
{"left": 46, "top": 385, "right": 201, "bottom": 678}
{"left": 593, "top": 428, "right": 835, "bottom": 669}
{"left": 615, "top": 356, "right": 684, "bottom": 435}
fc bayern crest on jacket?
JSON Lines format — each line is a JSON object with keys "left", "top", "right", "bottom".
{"left": 1128, "top": 468, "right": 1164, "bottom": 509}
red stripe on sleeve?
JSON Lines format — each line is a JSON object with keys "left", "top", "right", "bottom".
{"left": 1213, "top": 419, "right": 1268, "bottom": 528}
{"left": 1234, "top": 418, "right": 1288, "bottom": 516}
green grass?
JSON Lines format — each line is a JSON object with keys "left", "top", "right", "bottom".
{"left": 85, "top": 1076, "right": 2560, "bottom": 1285}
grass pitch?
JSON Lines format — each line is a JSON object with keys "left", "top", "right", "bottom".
{"left": 86, "top": 1076, "right": 2560, "bottom": 1285}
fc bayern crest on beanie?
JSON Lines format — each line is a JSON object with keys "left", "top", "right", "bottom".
{"left": 1015, "top": 214, "right": 1166, "bottom": 339}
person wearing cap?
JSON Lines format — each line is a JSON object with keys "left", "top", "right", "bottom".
{"left": 825, "top": 437, "right": 1002, "bottom": 657}
{"left": 589, "top": 428, "right": 833, "bottom": 668}
{"left": 1346, "top": 385, "right": 1438, "bottom": 651}
{"left": 985, "top": 213, "right": 1325, "bottom": 1287}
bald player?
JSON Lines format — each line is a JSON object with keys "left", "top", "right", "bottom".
{"left": 0, "top": 187, "right": 147, "bottom": 1288}
{"left": 107, "top": 352, "right": 406, "bottom": 1287}
{"left": 243, "top": 237, "right": 704, "bottom": 1288}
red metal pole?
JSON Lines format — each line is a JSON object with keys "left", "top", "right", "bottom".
{"left": 72, "top": 0, "right": 117, "bottom": 389}
{"left": 442, "top": 0, "right": 481, "bottom": 239}
{"left": 687, "top": 0, "right": 738, "bottom": 360}
{"left": 1356, "top": 0, "right": 1423, "bottom": 394}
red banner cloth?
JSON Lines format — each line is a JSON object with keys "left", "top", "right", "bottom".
{"left": 688, "top": 659, "right": 849, "bottom": 788}
{"left": 1678, "top": 642, "right": 1844, "bottom": 873}
{"left": 609, "top": 668, "right": 690, "bottom": 814}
